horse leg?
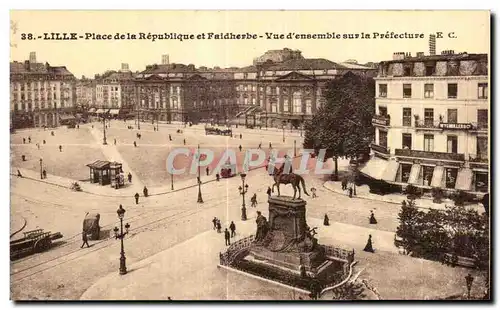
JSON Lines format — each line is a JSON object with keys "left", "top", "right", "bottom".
{"left": 297, "top": 182, "right": 301, "bottom": 199}
{"left": 292, "top": 184, "right": 297, "bottom": 200}
{"left": 277, "top": 183, "right": 280, "bottom": 196}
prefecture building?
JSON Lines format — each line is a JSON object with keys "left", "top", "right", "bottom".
{"left": 10, "top": 52, "right": 76, "bottom": 128}
{"left": 365, "top": 50, "right": 488, "bottom": 194}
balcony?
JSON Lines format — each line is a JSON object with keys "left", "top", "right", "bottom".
{"left": 372, "top": 114, "right": 390, "bottom": 127}
{"left": 469, "top": 155, "right": 488, "bottom": 164}
{"left": 415, "top": 120, "right": 441, "bottom": 131}
{"left": 370, "top": 142, "right": 390, "bottom": 155}
{"left": 395, "top": 148, "right": 465, "bottom": 162}
{"left": 438, "top": 122, "right": 474, "bottom": 130}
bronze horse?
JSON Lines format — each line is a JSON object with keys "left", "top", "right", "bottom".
{"left": 271, "top": 165, "right": 310, "bottom": 200}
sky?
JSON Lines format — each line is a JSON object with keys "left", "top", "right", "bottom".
{"left": 9, "top": 10, "right": 490, "bottom": 78}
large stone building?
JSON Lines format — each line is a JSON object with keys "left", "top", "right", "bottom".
{"left": 10, "top": 52, "right": 76, "bottom": 128}
{"left": 76, "top": 77, "right": 96, "bottom": 109}
{"left": 93, "top": 63, "right": 136, "bottom": 117}
{"left": 365, "top": 50, "right": 488, "bottom": 194}
{"left": 134, "top": 49, "right": 376, "bottom": 127}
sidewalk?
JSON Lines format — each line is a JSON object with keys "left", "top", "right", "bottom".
{"left": 323, "top": 181, "right": 483, "bottom": 212}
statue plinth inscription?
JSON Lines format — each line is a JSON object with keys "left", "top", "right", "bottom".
{"left": 247, "top": 196, "right": 332, "bottom": 277}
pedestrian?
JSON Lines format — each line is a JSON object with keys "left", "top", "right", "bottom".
{"left": 206, "top": 167, "right": 210, "bottom": 176}
{"left": 311, "top": 187, "right": 317, "bottom": 198}
{"left": 36, "top": 143, "right": 40, "bottom": 149}
{"left": 169, "top": 134, "right": 172, "bottom": 141}
{"left": 21, "top": 155, "right": 26, "bottom": 161}
{"left": 258, "top": 143, "right": 261, "bottom": 149}
{"left": 134, "top": 192, "right": 140, "bottom": 204}
{"left": 23, "top": 138, "right": 26, "bottom": 144}
{"left": 81, "top": 230, "right": 90, "bottom": 248}
{"left": 229, "top": 221, "right": 236, "bottom": 237}
{"left": 43, "top": 139, "right": 46, "bottom": 144}
{"left": 59, "top": 145, "right": 62, "bottom": 152}
{"left": 269, "top": 142, "right": 272, "bottom": 149}
{"left": 134, "top": 141, "right": 137, "bottom": 147}
{"left": 77, "top": 124, "right": 79, "bottom": 129}
{"left": 212, "top": 217, "right": 218, "bottom": 230}
{"left": 323, "top": 214, "right": 330, "bottom": 226}
{"left": 238, "top": 145, "right": 242, "bottom": 152}
{"left": 251, "top": 193, "right": 257, "bottom": 207}
{"left": 143, "top": 186, "right": 149, "bottom": 197}
{"left": 51, "top": 131, "right": 54, "bottom": 136}
{"left": 114, "top": 138, "right": 116, "bottom": 145}
{"left": 216, "top": 220, "right": 222, "bottom": 233}
{"left": 341, "top": 178, "right": 347, "bottom": 191}
{"left": 42, "top": 170, "right": 47, "bottom": 179}
{"left": 128, "top": 172, "right": 132, "bottom": 183}
{"left": 364, "top": 234, "right": 374, "bottom": 253}
{"left": 369, "top": 211, "right": 378, "bottom": 224}
{"left": 28, "top": 136, "right": 31, "bottom": 143}
{"left": 216, "top": 173, "right": 220, "bottom": 182}
{"left": 349, "top": 185, "right": 353, "bottom": 198}
{"left": 240, "top": 134, "right": 242, "bottom": 139}
{"left": 183, "top": 139, "right": 186, "bottom": 145}
{"left": 267, "top": 186, "right": 272, "bottom": 198}
{"left": 224, "top": 228, "right": 231, "bottom": 246}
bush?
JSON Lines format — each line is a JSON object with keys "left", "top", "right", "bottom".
{"left": 432, "top": 187, "right": 444, "bottom": 203}
{"left": 452, "top": 190, "right": 476, "bottom": 206}
{"left": 405, "top": 184, "right": 421, "bottom": 200}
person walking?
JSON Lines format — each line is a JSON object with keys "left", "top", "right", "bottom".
{"left": 212, "top": 217, "right": 218, "bottom": 230}
{"left": 169, "top": 134, "right": 172, "bottom": 141}
{"left": 267, "top": 186, "right": 272, "bottom": 198}
{"left": 269, "top": 142, "right": 272, "bottom": 149}
{"left": 42, "top": 170, "right": 47, "bottom": 179}
{"left": 251, "top": 194, "right": 257, "bottom": 207}
{"left": 134, "top": 192, "right": 140, "bottom": 204}
{"left": 43, "top": 139, "right": 46, "bottom": 144}
{"left": 323, "top": 214, "right": 330, "bottom": 226}
{"left": 341, "top": 178, "right": 348, "bottom": 191}
{"left": 206, "top": 166, "right": 210, "bottom": 176}
{"left": 369, "top": 210, "right": 378, "bottom": 224}
{"left": 239, "top": 134, "right": 242, "bottom": 139}
{"left": 348, "top": 184, "right": 353, "bottom": 198}
{"left": 143, "top": 186, "right": 149, "bottom": 197}
{"left": 238, "top": 145, "right": 242, "bottom": 152}
{"left": 81, "top": 230, "right": 90, "bottom": 248}
{"left": 36, "top": 143, "right": 40, "bottom": 149}
{"left": 216, "top": 220, "right": 222, "bottom": 233}
{"left": 363, "top": 234, "right": 374, "bottom": 253}
{"left": 134, "top": 141, "right": 137, "bottom": 147}
{"left": 224, "top": 228, "right": 231, "bottom": 246}
{"left": 28, "top": 136, "right": 31, "bottom": 143}
{"left": 59, "top": 145, "right": 62, "bottom": 152}
{"left": 216, "top": 173, "right": 220, "bottom": 182}
{"left": 114, "top": 138, "right": 117, "bottom": 145}
{"left": 229, "top": 221, "right": 236, "bottom": 237}
{"left": 23, "top": 138, "right": 26, "bottom": 144}
{"left": 128, "top": 172, "right": 132, "bottom": 183}
{"left": 311, "top": 187, "right": 317, "bottom": 198}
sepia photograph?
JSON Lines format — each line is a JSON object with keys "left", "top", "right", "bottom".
{"left": 8, "top": 10, "right": 490, "bottom": 301}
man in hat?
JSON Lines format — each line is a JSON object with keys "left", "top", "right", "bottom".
{"left": 134, "top": 192, "right": 140, "bottom": 204}
{"left": 81, "top": 230, "right": 90, "bottom": 248}
{"left": 224, "top": 228, "right": 231, "bottom": 246}
{"left": 229, "top": 221, "right": 236, "bottom": 237}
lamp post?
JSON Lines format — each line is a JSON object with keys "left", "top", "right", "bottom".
{"left": 239, "top": 173, "right": 249, "bottom": 221}
{"left": 294, "top": 140, "right": 297, "bottom": 157}
{"left": 102, "top": 114, "right": 107, "bottom": 145}
{"left": 465, "top": 273, "right": 474, "bottom": 299}
{"left": 113, "top": 205, "right": 131, "bottom": 275}
{"left": 197, "top": 144, "right": 204, "bottom": 203}
{"left": 137, "top": 105, "right": 141, "bottom": 130}
{"left": 39, "top": 158, "right": 43, "bottom": 179}
{"left": 282, "top": 124, "right": 285, "bottom": 143}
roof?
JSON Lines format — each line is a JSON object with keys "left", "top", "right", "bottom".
{"left": 262, "top": 58, "right": 346, "bottom": 71}
{"left": 97, "top": 70, "right": 135, "bottom": 81}
{"left": 380, "top": 53, "right": 488, "bottom": 65}
{"left": 339, "top": 62, "right": 376, "bottom": 70}
{"left": 87, "top": 160, "right": 110, "bottom": 169}
{"left": 10, "top": 61, "right": 76, "bottom": 78}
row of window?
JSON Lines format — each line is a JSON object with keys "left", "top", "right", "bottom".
{"left": 378, "top": 107, "right": 488, "bottom": 127}
{"left": 270, "top": 99, "right": 313, "bottom": 114}
{"left": 13, "top": 102, "right": 65, "bottom": 110}
{"left": 378, "top": 130, "right": 487, "bottom": 157}
{"left": 378, "top": 82, "right": 488, "bottom": 99}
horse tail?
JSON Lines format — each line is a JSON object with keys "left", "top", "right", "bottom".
{"left": 300, "top": 176, "right": 310, "bottom": 196}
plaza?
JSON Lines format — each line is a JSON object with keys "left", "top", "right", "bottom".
{"left": 9, "top": 120, "right": 485, "bottom": 300}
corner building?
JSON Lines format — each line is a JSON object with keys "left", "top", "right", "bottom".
{"left": 366, "top": 51, "right": 488, "bottom": 194}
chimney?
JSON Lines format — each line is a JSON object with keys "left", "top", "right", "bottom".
{"left": 429, "top": 34, "right": 436, "bottom": 56}
{"left": 162, "top": 54, "right": 170, "bottom": 65}
{"left": 121, "top": 63, "right": 130, "bottom": 71}
{"left": 29, "top": 52, "right": 36, "bottom": 64}
{"left": 393, "top": 52, "right": 405, "bottom": 60}
{"left": 24, "top": 60, "right": 30, "bottom": 70}
{"left": 416, "top": 52, "right": 425, "bottom": 57}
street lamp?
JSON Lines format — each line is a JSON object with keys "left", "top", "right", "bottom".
{"left": 114, "top": 204, "right": 131, "bottom": 275}
{"left": 294, "top": 140, "right": 297, "bottom": 157}
{"left": 39, "top": 158, "right": 43, "bottom": 179}
{"left": 197, "top": 144, "right": 204, "bottom": 203}
{"left": 137, "top": 105, "right": 141, "bottom": 130}
{"left": 465, "top": 273, "right": 474, "bottom": 299}
{"left": 239, "top": 173, "right": 249, "bottom": 221}
{"left": 282, "top": 124, "right": 285, "bottom": 143}
{"left": 102, "top": 114, "right": 107, "bottom": 145}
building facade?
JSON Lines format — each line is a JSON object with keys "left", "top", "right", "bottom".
{"left": 76, "top": 78, "right": 96, "bottom": 110}
{"left": 10, "top": 52, "right": 76, "bottom": 128}
{"left": 94, "top": 64, "right": 136, "bottom": 116}
{"left": 366, "top": 50, "right": 488, "bottom": 194}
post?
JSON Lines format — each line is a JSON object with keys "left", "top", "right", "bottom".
{"left": 282, "top": 125, "right": 285, "bottom": 143}
{"left": 39, "top": 158, "right": 43, "bottom": 179}
{"left": 240, "top": 174, "right": 248, "bottom": 221}
{"left": 119, "top": 217, "right": 127, "bottom": 275}
{"left": 102, "top": 116, "right": 107, "bottom": 145}
{"left": 171, "top": 172, "right": 174, "bottom": 190}
{"left": 137, "top": 107, "right": 141, "bottom": 130}
{"left": 197, "top": 144, "right": 204, "bottom": 203}
{"left": 294, "top": 140, "right": 297, "bottom": 157}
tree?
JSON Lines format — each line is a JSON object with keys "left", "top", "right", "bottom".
{"left": 396, "top": 199, "right": 424, "bottom": 255}
{"left": 331, "top": 280, "right": 367, "bottom": 300}
{"left": 303, "top": 72, "right": 375, "bottom": 180}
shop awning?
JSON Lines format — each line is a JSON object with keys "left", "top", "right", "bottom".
{"left": 431, "top": 166, "right": 444, "bottom": 187}
{"left": 381, "top": 160, "right": 399, "bottom": 182}
{"left": 109, "top": 109, "right": 120, "bottom": 115}
{"left": 359, "top": 156, "right": 388, "bottom": 180}
{"left": 95, "top": 109, "right": 104, "bottom": 114}
{"left": 408, "top": 164, "right": 421, "bottom": 184}
{"left": 455, "top": 168, "right": 473, "bottom": 191}
{"left": 88, "top": 108, "right": 96, "bottom": 113}
{"left": 59, "top": 114, "right": 76, "bottom": 121}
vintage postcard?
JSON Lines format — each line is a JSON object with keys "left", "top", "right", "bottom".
{"left": 9, "top": 10, "right": 490, "bottom": 301}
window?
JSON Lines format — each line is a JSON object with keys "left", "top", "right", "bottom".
{"left": 293, "top": 98, "right": 302, "bottom": 113}
{"left": 424, "top": 84, "right": 434, "bottom": 98}
{"left": 244, "top": 97, "right": 248, "bottom": 105}
{"left": 305, "top": 99, "right": 312, "bottom": 115}
{"left": 402, "top": 133, "right": 412, "bottom": 150}
{"left": 379, "top": 84, "right": 387, "bottom": 97}
{"left": 244, "top": 85, "right": 248, "bottom": 91}
{"left": 379, "top": 106, "right": 387, "bottom": 116}
{"left": 252, "top": 98, "right": 256, "bottom": 105}
{"left": 447, "top": 109, "right": 457, "bottom": 123}
{"left": 447, "top": 136, "right": 458, "bottom": 154}
{"left": 447, "top": 83, "right": 458, "bottom": 99}
{"left": 266, "top": 86, "right": 271, "bottom": 94}
{"left": 475, "top": 172, "right": 488, "bottom": 192}
{"left": 276, "top": 87, "right": 280, "bottom": 95}
{"left": 252, "top": 85, "right": 256, "bottom": 92}
{"left": 477, "top": 137, "right": 488, "bottom": 160}
{"left": 283, "top": 99, "right": 289, "bottom": 112}
{"left": 401, "top": 164, "right": 412, "bottom": 183}
{"left": 403, "top": 84, "right": 412, "bottom": 98}
{"left": 424, "top": 134, "right": 434, "bottom": 152}
{"left": 424, "top": 108, "right": 434, "bottom": 126}
{"left": 404, "top": 65, "right": 413, "bottom": 76}
{"left": 402, "top": 108, "right": 411, "bottom": 126}
{"left": 445, "top": 168, "right": 458, "bottom": 189}
{"left": 477, "top": 109, "right": 488, "bottom": 128}
{"left": 425, "top": 64, "right": 435, "bottom": 76}
{"left": 379, "top": 130, "right": 387, "bottom": 148}
{"left": 422, "top": 166, "right": 434, "bottom": 186}
{"left": 478, "top": 83, "right": 488, "bottom": 99}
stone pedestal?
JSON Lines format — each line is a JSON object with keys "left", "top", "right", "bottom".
{"left": 246, "top": 196, "right": 334, "bottom": 279}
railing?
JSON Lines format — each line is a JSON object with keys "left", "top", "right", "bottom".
{"left": 395, "top": 148, "right": 465, "bottom": 162}
{"left": 322, "top": 245, "right": 355, "bottom": 264}
{"left": 219, "top": 235, "right": 255, "bottom": 266}
{"left": 415, "top": 120, "right": 441, "bottom": 129}
{"left": 469, "top": 155, "right": 488, "bottom": 164}
{"left": 471, "top": 122, "right": 488, "bottom": 131}
{"left": 370, "top": 143, "right": 390, "bottom": 154}
{"left": 372, "top": 114, "right": 390, "bottom": 126}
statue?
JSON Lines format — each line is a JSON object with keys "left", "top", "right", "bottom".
{"left": 254, "top": 211, "right": 269, "bottom": 243}
{"left": 271, "top": 164, "right": 310, "bottom": 200}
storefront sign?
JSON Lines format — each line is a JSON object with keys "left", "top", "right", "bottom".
{"left": 438, "top": 123, "right": 473, "bottom": 130}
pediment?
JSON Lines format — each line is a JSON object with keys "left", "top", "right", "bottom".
{"left": 275, "top": 71, "right": 313, "bottom": 81}
{"left": 145, "top": 74, "right": 164, "bottom": 81}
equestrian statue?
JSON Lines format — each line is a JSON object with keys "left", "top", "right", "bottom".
{"left": 271, "top": 164, "right": 310, "bottom": 200}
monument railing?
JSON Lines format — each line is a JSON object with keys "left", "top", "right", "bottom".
{"left": 322, "top": 245, "right": 355, "bottom": 264}
{"left": 220, "top": 235, "right": 255, "bottom": 266}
